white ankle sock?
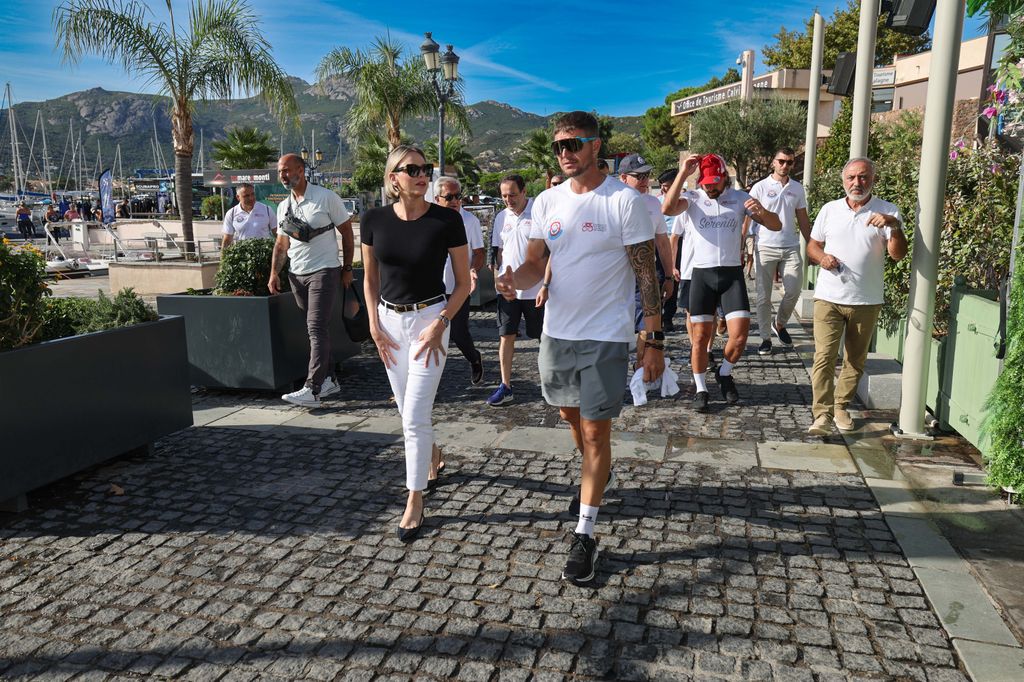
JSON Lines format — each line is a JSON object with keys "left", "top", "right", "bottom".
{"left": 576, "top": 503, "right": 599, "bottom": 537}
{"left": 693, "top": 372, "right": 708, "bottom": 393}
{"left": 719, "top": 358, "right": 735, "bottom": 376}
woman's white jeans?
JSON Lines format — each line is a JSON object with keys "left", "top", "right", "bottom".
{"left": 378, "top": 301, "right": 450, "bottom": 491}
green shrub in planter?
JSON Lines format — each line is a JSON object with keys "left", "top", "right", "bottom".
{"left": 38, "top": 289, "right": 157, "bottom": 341}
{"left": 1, "top": 238, "right": 51, "bottom": 350}
{"left": 214, "top": 237, "right": 287, "bottom": 296}
{"left": 981, "top": 260, "right": 1024, "bottom": 494}
{"left": 201, "top": 194, "right": 225, "bottom": 220}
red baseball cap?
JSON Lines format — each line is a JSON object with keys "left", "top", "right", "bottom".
{"left": 698, "top": 154, "right": 728, "bottom": 186}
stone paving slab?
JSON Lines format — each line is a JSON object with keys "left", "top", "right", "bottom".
{"left": 757, "top": 442, "right": 858, "bottom": 474}
{"left": 885, "top": 516, "right": 968, "bottom": 573}
{"left": 914, "top": 565, "right": 1019, "bottom": 647}
{"left": 278, "top": 412, "right": 368, "bottom": 434}
{"left": 434, "top": 421, "right": 506, "bottom": 450}
{"left": 866, "top": 477, "right": 930, "bottom": 517}
{"left": 952, "top": 639, "right": 1024, "bottom": 682}
{"left": 191, "top": 405, "right": 243, "bottom": 428}
{"left": 494, "top": 426, "right": 575, "bottom": 454}
{"left": 205, "top": 407, "right": 296, "bottom": 431}
{"left": 665, "top": 437, "right": 758, "bottom": 471}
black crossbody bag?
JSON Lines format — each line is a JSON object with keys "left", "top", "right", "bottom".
{"left": 280, "top": 197, "right": 334, "bottom": 242}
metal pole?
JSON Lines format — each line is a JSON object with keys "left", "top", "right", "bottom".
{"left": 850, "top": 0, "right": 880, "bottom": 158}
{"left": 897, "top": 0, "right": 965, "bottom": 437}
{"left": 802, "top": 12, "right": 825, "bottom": 280}
{"left": 437, "top": 96, "right": 446, "bottom": 177}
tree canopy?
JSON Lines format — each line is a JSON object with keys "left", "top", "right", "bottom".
{"left": 212, "top": 127, "right": 276, "bottom": 169}
{"left": 689, "top": 97, "right": 806, "bottom": 187}
{"left": 52, "top": 0, "right": 298, "bottom": 249}
{"left": 762, "top": 0, "right": 931, "bottom": 70}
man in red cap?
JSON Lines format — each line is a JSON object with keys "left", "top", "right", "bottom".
{"left": 661, "top": 153, "right": 781, "bottom": 412}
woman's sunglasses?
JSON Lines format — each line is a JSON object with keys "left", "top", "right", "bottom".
{"left": 395, "top": 163, "right": 434, "bottom": 177}
{"left": 550, "top": 136, "right": 598, "bottom": 156}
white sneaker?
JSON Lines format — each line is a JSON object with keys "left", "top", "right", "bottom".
{"left": 318, "top": 376, "right": 340, "bottom": 398}
{"left": 282, "top": 386, "right": 320, "bottom": 407}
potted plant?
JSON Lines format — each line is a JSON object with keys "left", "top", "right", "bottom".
{"left": 156, "top": 238, "right": 362, "bottom": 390}
{"left": 0, "top": 238, "right": 193, "bottom": 510}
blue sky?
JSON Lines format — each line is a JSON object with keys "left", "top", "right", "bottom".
{"left": 2, "top": 1, "right": 990, "bottom": 117}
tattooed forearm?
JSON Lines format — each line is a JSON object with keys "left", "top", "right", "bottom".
{"left": 626, "top": 240, "right": 661, "bottom": 320}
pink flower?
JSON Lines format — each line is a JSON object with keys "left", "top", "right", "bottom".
{"left": 996, "top": 89, "right": 1009, "bottom": 104}
{"left": 991, "top": 163, "right": 1003, "bottom": 174}
{"left": 955, "top": 137, "right": 966, "bottom": 148}
{"left": 988, "top": 83, "right": 999, "bottom": 93}
{"left": 950, "top": 149, "right": 959, "bottom": 160}
{"left": 984, "top": 106, "right": 999, "bottom": 119}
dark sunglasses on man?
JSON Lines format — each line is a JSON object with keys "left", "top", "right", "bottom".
{"left": 550, "top": 136, "right": 598, "bottom": 156}
{"left": 628, "top": 172, "right": 651, "bottom": 181}
{"left": 438, "top": 192, "right": 462, "bottom": 201}
{"left": 774, "top": 158, "right": 795, "bottom": 166}
{"left": 395, "top": 163, "right": 434, "bottom": 177}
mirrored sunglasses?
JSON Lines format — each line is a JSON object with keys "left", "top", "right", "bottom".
{"left": 550, "top": 136, "right": 598, "bottom": 156}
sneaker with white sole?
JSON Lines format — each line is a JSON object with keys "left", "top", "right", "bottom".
{"left": 282, "top": 386, "right": 320, "bottom": 407}
{"left": 772, "top": 323, "right": 793, "bottom": 346}
{"left": 758, "top": 339, "right": 772, "bottom": 356}
{"left": 806, "top": 414, "right": 831, "bottom": 436}
{"left": 562, "top": 532, "right": 598, "bottom": 584}
{"left": 318, "top": 376, "right": 341, "bottom": 398}
{"left": 486, "top": 383, "right": 513, "bottom": 406}
{"left": 833, "top": 407, "right": 854, "bottom": 431}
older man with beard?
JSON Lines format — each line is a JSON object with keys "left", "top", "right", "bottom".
{"left": 805, "top": 157, "right": 907, "bottom": 436}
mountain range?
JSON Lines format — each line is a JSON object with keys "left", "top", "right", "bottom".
{"left": 0, "top": 77, "right": 642, "bottom": 187}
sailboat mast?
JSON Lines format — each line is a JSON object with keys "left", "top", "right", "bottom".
{"left": 6, "top": 83, "right": 24, "bottom": 197}
{"left": 40, "top": 111, "right": 52, "bottom": 194}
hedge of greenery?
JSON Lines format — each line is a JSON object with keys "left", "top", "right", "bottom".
{"left": 214, "top": 237, "right": 285, "bottom": 296}
{"left": 1, "top": 237, "right": 158, "bottom": 351}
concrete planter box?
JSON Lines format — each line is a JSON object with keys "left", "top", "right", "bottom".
{"left": 156, "top": 288, "right": 362, "bottom": 390}
{"left": 0, "top": 316, "right": 193, "bottom": 508}
{"left": 109, "top": 261, "right": 220, "bottom": 296}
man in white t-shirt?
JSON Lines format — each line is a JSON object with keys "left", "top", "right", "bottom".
{"left": 269, "top": 153, "right": 354, "bottom": 407}
{"left": 745, "top": 147, "right": 811, "bottom": 356}
{"left": 436, "top": 176, "right": 486, "bottom": 386}
{"left": 806, "top": 157, "right": 907, "bottom": 435}
{"left": 618, "top": 153, "right": 675, "bottom": 348}
{"left": 662, "top": 153, "right": 780, "bottom": 412}
{"left": 495, "top": 111, "right": 663, "bottom": 585}
{"left": 221, "top": 183, "right": 276, "bottom": 248}
{"left": 487, "top": 174, "right": 541, "bottom": 406}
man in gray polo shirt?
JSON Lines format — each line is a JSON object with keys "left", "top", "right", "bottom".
{"left": 269, "top": 153, "right": 354, "bottom": 407}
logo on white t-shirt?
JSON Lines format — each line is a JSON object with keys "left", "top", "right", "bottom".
{"left": 581, "top": 221, "right": 606, "bottom": 233}
{"left": 767, "top": 190, "right": 778, "bottom": 198}
{"left": 548, "top": 220, "right": 563, "bottom": 240}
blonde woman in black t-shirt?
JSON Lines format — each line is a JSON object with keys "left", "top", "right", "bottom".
{"left": 361, "top": 145, "right": 471, "bottom": 543}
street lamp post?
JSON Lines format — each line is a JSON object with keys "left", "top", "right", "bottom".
{"left": 420, "top": 32, "right": 460, "bottom": 177}
{"left": 300, "top": 144, "right": 324, "bottom": 185}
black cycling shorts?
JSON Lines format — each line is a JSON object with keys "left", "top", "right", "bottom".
{"left": 689, "top": 266, "right": 750, "bottom": 321}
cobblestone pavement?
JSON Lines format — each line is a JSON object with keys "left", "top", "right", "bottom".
{"left": 0, "top": 311, "right": 971, "bottom": 681}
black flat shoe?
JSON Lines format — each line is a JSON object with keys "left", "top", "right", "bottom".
{"left": 397, "top": 511, "right": 425, "bottom": 543}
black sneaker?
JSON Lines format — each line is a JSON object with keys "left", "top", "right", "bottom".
{"left": 568, "top": 470, "right": 616, "bottom": 514}
{"left": 470, "top": 353, "right": 484, "bottom": 385}
{"left": 716, "top": 367, "right": 740, "bottom": 404}
{"left": 693, "top": 390, "right": 710, "bottom": 413}
{"left": 772, "top": 323, "right": 793, "bottom": 346}
{"left": 562, "top": 532, "right": 598, "bottom": 583}
{"left": 758, "top": 339, "right": 773, "bottom": 356}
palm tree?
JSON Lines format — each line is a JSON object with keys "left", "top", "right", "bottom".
{"left": 517, "top": 128, "right": 557, "bottom": 182}
{"left": 53, "top": 0, "right": 298, "bottom": 251}
{"left": 423, "top": 136, "right": 480, "bottom": 185}
{"left": 316, "top": 34, "right": 471, "bottom": 151}
{"left": 211, "top": 126, "right": 277, "bottom": 169}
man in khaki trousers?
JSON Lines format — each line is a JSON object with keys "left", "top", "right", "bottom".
{"left": 806, "top": 158, "right": 908, "bottom": 435}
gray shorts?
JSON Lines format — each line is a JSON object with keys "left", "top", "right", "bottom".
{"left": 538, "top": 334, "right": 629, "bottom": 421}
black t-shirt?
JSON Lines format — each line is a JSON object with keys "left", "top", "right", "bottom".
{"left": 362, "top": 203, "right": 468, "bottom": 304}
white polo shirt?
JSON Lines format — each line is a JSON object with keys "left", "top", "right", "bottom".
{"left": 749, "top": 176, "right": 807, "bottom": 250}
{"left": 222, "top": 201, "right": 276, "bottom": 241}
{"left": 275, "top": 184, "right": 350, "bottom": 276}
{"left": 529, "top": 176, "right": 654, "bottom": 342}
{"left": 492, "top": 199, "right": 538, "bottom": 299}
{"left": 811, "top": 195, "right": 901, "bottom": 306}
{"left": 443, "top": 208, "right": 484, "bottom": 294}
{"left": 680, "top": 187, "right": 753, "bottom": 268}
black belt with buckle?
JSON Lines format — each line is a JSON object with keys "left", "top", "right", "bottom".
{"left": 381, "top": 295, "right": 446, "bottom": 313}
